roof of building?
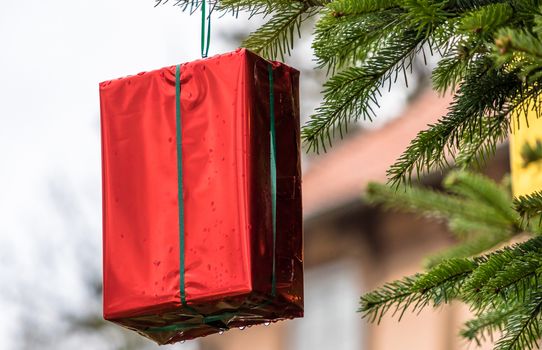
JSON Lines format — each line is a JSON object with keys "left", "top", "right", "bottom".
{"left": 302, "top": 89, "right": 453, "bottom": 219}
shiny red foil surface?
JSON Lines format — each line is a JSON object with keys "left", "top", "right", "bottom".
{"left": 100, "top": 49, "right": 303, "bottom": 344}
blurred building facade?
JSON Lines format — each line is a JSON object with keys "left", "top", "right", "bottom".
{"left": 198, "top": 89, "right": 509, "bottom": 350}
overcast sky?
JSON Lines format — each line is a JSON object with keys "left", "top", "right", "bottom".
{"left": 0, "top": 1, "right": 413, "bottom": 349}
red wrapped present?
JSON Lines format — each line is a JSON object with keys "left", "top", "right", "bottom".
{"left": 99, "top": 49, "right": 303, "bottom": 344}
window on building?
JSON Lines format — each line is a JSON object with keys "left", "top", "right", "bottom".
{"left": 288, "top": 261, "right": 364, "bottom": 350}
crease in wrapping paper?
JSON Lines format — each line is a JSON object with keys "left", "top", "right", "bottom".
{"left": 100, "top": 49, "right": 303, "bottom": 344}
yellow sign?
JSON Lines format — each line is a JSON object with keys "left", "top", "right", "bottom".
{"left": 510, "top": 105, "right": 542, "bottom": 197}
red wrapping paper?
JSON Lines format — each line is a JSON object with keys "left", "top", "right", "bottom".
{"left": 100, "top": 49, "right": 303, "bottom": 344}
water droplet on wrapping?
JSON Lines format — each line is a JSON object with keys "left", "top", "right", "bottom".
{"left": 168, "top": 137, "right": 173, "bottom": 143}
{"left": 153, "top": 260, "right": 161, "bottom": 267}
{"left": 264, "top": 322, "right": 270, "bottom": 326}
{"left": 181, "top": 340, "right": 185, "bottom": 344}
{"left": 247, "top": 325, "right": 252, "bottom": 328}
{"left": 219, "top": 330, "right": 224, "bottom": 335}
{"left": 239, "top": 326, "right": 245, "bottom": 330}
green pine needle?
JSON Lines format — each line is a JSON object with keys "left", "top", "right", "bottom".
{"left": 494, "top": 290, "right": 542, "bottom": 350}
{"left": 514, "top": 191, "right": 542, "bottom": 221}
{"left": 461, "top": 303, "right": 520, "bottom": 345}
{"left": 241, "top": 3, "right": 319, "bottom": 60}
{"left": 360, "top": 258, "right": 476, "bottom": 323}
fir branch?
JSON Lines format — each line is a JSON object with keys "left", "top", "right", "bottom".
{"left": 218, "top": 0, "right": 309, "bottom": 16}
{"left": 443, "top": 170, "right": 519, "bottom": 225}
{"left": 495, "top": 290, "right": 542, "bottom": 350}
{"left": 454, "top": 114, "right": 508, "bottom": 169}
{"left": 493, "top": 22, "right": 542, "bottom": 82}
{"left": 447, "top": 216, "right": 503, "bottom": 238}
{"left": 366, "top": 181, "right": 514, "bottom": 229}
{"left": 462, "top": 237, "right": 542, "bottom": 308}
{"left": 413, "top": 258, "right": 478, "bottom": 306}
{"left": 431, "top": 53, "right": 470, "bottom": 94}
{"left": 360, "top": 258, "right": 477, "bottom": 323}
{"left": 304, "top": 0, "right": 519, "bottom": 150}
{"left": 387, "top": 60, "right": 542, "bottom": 186}
{"left": 514, "top": 191, "right": 542, "bottom": 221}
{"left": 240, "top": 2, "right": 321, "bottom": 60}
{"left": 424, "top": 229, "right": 511, "bottom": 268}
{"left": 303, "top": 29, "right": 425, "bottom": 153}
{"left": 479, "top": 252, "right": 542, "bottom": 304}
{"left": 312, "top": 5, "right": 404, "bottom": 71}
{"left": 430, "top": 2, "right": 515, "bottom": 93}
{"left": 326, "top": 0, "right": 399, "bottom": 15}
{"left": 461, "top": 303, "right": 520, "bottom": 346}
{"left": 442, "top": 0, "right": 515, "bottom": 12}
{"left": 458, "top": 2, "right": 514, "bottom": 36}
{"left": 359, "top": 275, "right": 420, "bottom": 324}
{"left": 402, "top": 0, "right": 450, "bottom": 37}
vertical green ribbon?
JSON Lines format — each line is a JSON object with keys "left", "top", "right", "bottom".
{"left": 201, "top": 1, "right": 211, "bottom": 58}
{"left": 268, "top": 64, "right": 277, "bottom": 297}
{"left": 175, "top": 64, "right": 187, "bottom": 306}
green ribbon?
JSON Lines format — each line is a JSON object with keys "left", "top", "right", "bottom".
{"left": 176, "top": 64, "right": 187, "bottom": 306}
{"left": 268, "top": 63, "right": 277, "bottom": 297}
{"left": 200, "top": 1, "right": 211, "bottom": 58}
